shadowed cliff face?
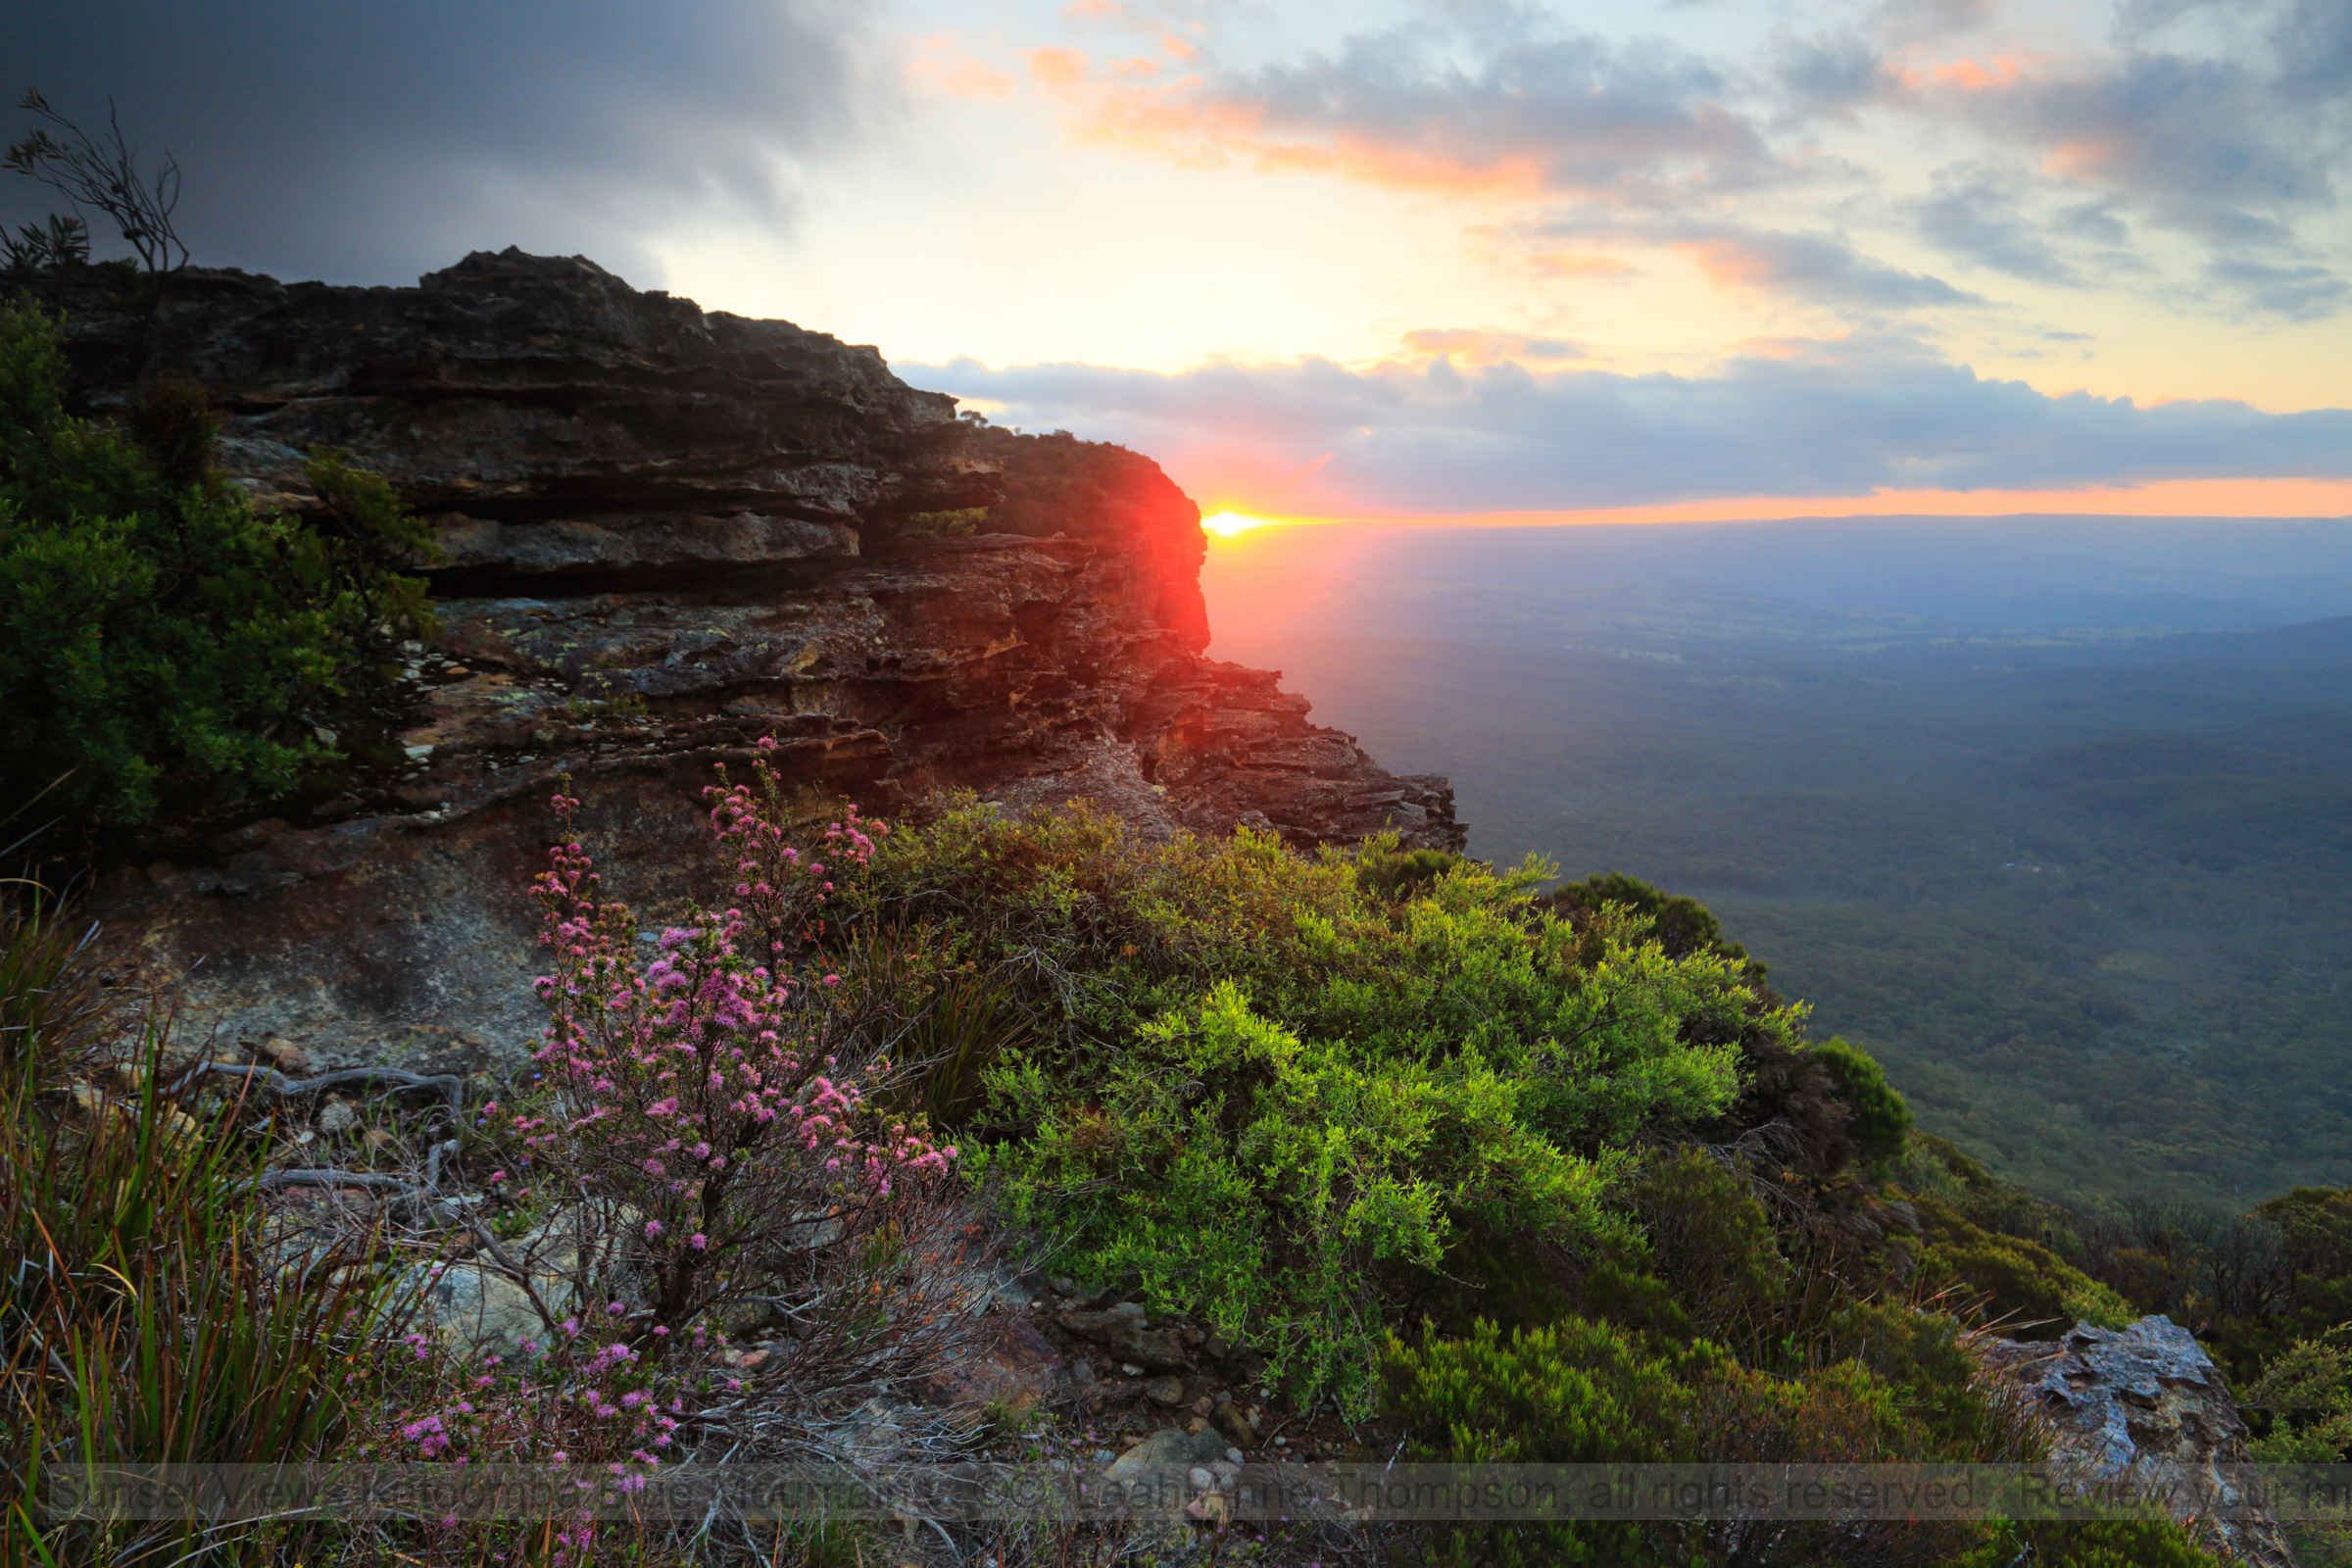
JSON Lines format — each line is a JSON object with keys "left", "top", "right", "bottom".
{"left": 65, "top": 249, "right": 1457, "bottom": 1070}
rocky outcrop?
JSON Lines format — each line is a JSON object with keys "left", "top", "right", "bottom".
{"left": 64, "top": 250, "right": 1457, "bottom": 1071}
{"left": 1981, "top": 1315, "right": 2294, "bottom": 1568}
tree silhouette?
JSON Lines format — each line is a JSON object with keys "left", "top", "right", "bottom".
{"left": 5, "top": 89, "right": 187, "bottom": 285}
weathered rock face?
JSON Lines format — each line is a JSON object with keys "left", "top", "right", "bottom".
{"left": 1981, "top": 1315, "right": 2294, "bottom": 1568}
{"left": 67, "top": 250, "right": 1457, "bottom": 1071}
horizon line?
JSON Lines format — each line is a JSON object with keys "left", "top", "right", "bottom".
{"left": 1198, "top": 476, "right": 2352, "bottom": 534}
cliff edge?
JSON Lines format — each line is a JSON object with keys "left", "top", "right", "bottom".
{"left": 66, "top": 249, "right": 1458, "bottom": 1069}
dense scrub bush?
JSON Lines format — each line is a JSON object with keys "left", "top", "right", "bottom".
{"left": 838, "top": 806, "right": 1779, "bottom": 1407}
{"left": 1379, "top": 1313, "right": 2050, "bottom": 1568}
{"left": 0, "top": 300, "right": 432, "bottom": 838}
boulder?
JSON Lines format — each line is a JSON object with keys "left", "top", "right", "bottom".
{"left": 1981, "top": 1314, "right": 2295, "bottom": 1568}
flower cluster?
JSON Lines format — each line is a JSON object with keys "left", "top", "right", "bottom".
{"left": 380, "top": 743, "right": 972, "bottom": 1565}
{"left": 515, "top": 743, "right": 953, "bottom": 1336}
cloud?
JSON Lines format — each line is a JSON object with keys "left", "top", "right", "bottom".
{"left": 1528, "top": 214, "right": 1983, "bottom": 311}
{"left": 1025, "top": 47, "right": 1093, "bottom": 89}
{"left": 912, "top": 36, "right": 1017, "bottom": 99}
{"left": 1871, "top": 0, "right": 1996, "bottom": 47}
{"left": 0, "top": 0, "right": 887, "bottom": 286}
{"left": 1398, "top": 329, "right": 1586, "bottom": 366}
{"left": 1911, "top": 172, "right": 2084, "bottom": 285}
{"left": 1773, "top": 39, "right": 1896, "bottom": 118}
{"left": 2204, "top": 259, "right": 2352, "bottom": 322}
{"left": 907, "top": 339, "right": 2352, "bottom": 515}
{"left": 1907, "top": 45, "right": 2346, "bottom": 250}
{"left": 1676, "top": 227, "right": 1984, "bottom": 308}
{"left": 1054, "top": 13, "right": 1787, "bottom": 207}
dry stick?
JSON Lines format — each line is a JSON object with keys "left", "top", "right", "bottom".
{"left": 171, "top": 1061, "right": 465, "bottom": 1116}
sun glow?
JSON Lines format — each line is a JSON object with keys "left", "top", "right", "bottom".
{"left": 1201, "top": 510, "right": 1275, "bottom": 537}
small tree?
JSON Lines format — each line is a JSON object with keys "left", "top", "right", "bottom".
{"left": 5, "top": 89, "right": 186, "bottom": 285}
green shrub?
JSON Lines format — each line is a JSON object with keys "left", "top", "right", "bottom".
{"left": 840, "top": 804, "right": 1783, "bottom": 1410}
{"left": 0, "top": 300, "right": 434, "bottom": 838}
{"left": 1809, "top": 1035, "right": 1913, "bottom": 1168}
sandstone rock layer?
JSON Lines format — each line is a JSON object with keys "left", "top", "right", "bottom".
{"left": 65, "top": 250, "right": 1458, "bottom": 1069}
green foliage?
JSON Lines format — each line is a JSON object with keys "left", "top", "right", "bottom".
{"left": 1355, "top": 842, "right": 1464, "bottom": 901}
{"left": 1547, "top": 869, "right": 1761, "bottom": 974}
{"left": 841, "top": 805, "right": 1778, "bottom": 1410}
{"left": 1809, "top": 1035, "right": 1913, "bottom": 1168}
{"left": 1381, "top": 1313, "right": 2045, "bottom": 1567}
{"left": 0, "top": 301, "right": 433, "bottom": 837}
{"left": 1907, "top": 1192, "right": 2132, "bottom": 1334}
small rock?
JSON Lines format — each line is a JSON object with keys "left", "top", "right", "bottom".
{"left": 1212, "top": 1458, "right": 1242, "bottom": 1484}
{"left": 1212, "top": 1403, "right": 1256, "bottom": 1447}
{"left": 1055, "top": 1300, "right": 1189, "bottom": 1370}
{"left": 1187, "top": 1467, "right": 1213, "bottom": 1493}
{"left": 1191, "top": 1396, "right": 1214, "bottom": 1416}
{"left": 1102, "top": 1427, "right": 1234, "bottom": 1484}
{"left": 1069, "top": 1358, "right": 1096, "bottom": 1386}
{"left": 264, "top": 1038, "right": 310, "bottom": 1074}
{"left": 1185, "top": 1417, "right": 1208, "bottom": 1435}
{"left": 1146, "top": 1375, "right": 1186, "bottom": 1406}
{"left": 1120, "top": 1362, "right": 1144, "bottom": 1378}
{"left": 1051, "top": 1276, "right": 1076, "bottom": 1296}
{"left": 317, "top": 1099, "right": 358, "bottom": 1136}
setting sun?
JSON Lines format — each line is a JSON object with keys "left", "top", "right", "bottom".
{"left": 1201, "top": 510, "right": 1273, "bottom": 538}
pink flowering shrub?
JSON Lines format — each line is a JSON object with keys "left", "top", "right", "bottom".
{"left": 514, "top": 739, "right": 956, "bottom": 1339}
{"left": 378, "top": 742, "right": 993, "bottom": 1562}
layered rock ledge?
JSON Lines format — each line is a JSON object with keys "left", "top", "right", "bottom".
{"left": 63, "top": 249, "right": 1458, "bottom": 1069}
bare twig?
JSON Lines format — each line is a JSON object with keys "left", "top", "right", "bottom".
{"left": 171, "top": 1060, "right": 465, "bottom": 1118}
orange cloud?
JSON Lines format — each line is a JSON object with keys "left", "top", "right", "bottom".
{"left": 1064, "top": 0, "right": 1122, "bottom": 16}
{"left": 1896, "top": 54, "right": 2033, "bottom": 92}
{"left": 1528, "top": 251, "right": 1639, "bottom": 280}
{"left": 1026, "top": 46, "right": 1092, "bottom": 88}
{"left": 909, "top": 35, "right": 1015, "bottom": 100}
{"left": 1065, "top": 80, "right": 1553, "bottom": 195}
{"left": 1160, "top": 33, "right": 1198, "bottom": 62}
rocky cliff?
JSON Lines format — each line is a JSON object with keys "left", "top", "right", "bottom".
{"left": 65, "top": 249, "right": 1458, "bottom": 1070}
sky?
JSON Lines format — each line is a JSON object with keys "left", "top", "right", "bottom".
{"left": 7, "top": 0, "right": 2350, "bottom": 524}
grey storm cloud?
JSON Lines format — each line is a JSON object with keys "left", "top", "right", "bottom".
{"left": 0, "top": 0, "right": 885, "bottom": 285}
{"left": 907, "top": 344, "right": 2352, "bottom": 514}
